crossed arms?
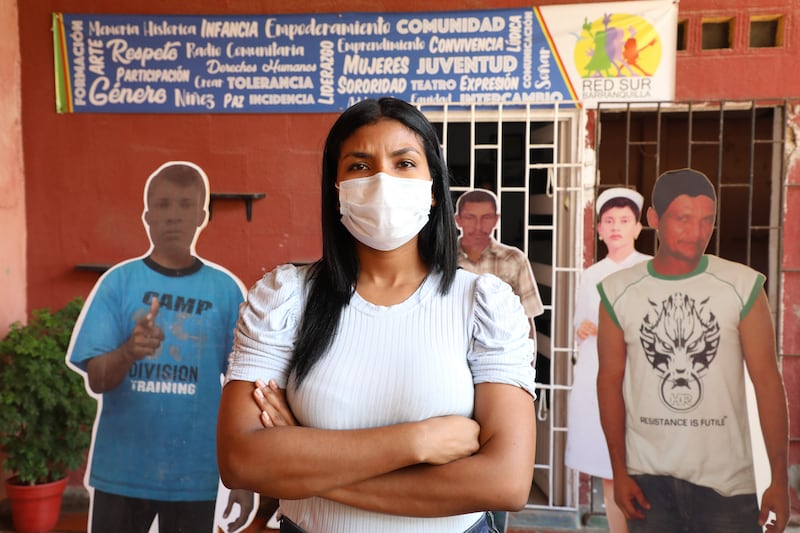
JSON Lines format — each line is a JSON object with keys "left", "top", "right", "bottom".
{"left": 217, "top": 379, "right": 536, "bottom": 517}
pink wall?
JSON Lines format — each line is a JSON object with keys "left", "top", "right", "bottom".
{"left": 0, "top": 0, "right": 25, "bottom": 338}
{"left": 0, "top": 0, "right": 23, "bottom": 500}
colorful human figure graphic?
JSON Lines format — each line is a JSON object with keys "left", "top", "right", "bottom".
{"left": 67, "top": 161, "right": 257, "bottom": 533}
{"left": 577, "top": 13, "right": 661, "bottom": 78}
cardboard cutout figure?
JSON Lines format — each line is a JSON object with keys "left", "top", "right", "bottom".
{"left": 564, "top": 186, "right": 650, "bottom": 533}
{"left": 66, "top": 161, "right": 257, "bottom": 533}
{"left": 454, "top": 188, "right": 544, "bottom": 327}
{"left": 453, "top": 188, "right": 543, "bottom": 533}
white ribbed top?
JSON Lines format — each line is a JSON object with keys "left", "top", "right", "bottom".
{"left": 228, "top": 264, "right": 535, "bottom": 533}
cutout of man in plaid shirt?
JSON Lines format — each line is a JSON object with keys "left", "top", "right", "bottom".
{"left": 455, "top": 188, "right": 543, "bottom": 342}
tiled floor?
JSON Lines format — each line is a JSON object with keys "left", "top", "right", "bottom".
{"left": 4, "top": 502, "right": 799, "bottom": 533}
{"left": 0, "top": 498, "right": 279, "bottom": 533}
{"left": 0, "top": 509, "right": 275, "bottom": 532}
{"left": 0, "top": 502, "right": 608, "bottom": 533}
{"left": 0, "top": 512, "right": 606, "bottom": 533}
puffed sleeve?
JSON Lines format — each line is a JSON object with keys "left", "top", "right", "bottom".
{"left": 225, "top": 263, "right": 305, "bottom": 388}
{"left": 468, "top": 274, "right": 537, "bottom": 398}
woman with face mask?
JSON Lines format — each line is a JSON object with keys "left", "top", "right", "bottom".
{"left": 217, "top": 98, "right": 536, "bottom": 533}
{"left": 564, "top": 188, "right": 651, "bottom": 533}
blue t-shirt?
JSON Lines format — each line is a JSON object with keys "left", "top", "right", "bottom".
{"left": 69, "top": 257, "right": 244, "bottom": 501}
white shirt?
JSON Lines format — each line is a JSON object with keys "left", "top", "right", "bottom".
{"left": 227, "top": 264, "right": 535, "bottom": 533}
{"left": 599, "top": 255, "right": 764, "bottom": 496}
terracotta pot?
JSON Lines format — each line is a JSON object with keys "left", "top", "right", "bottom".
{"left": 4, "top": 476, "right": 67, "bottom": 533}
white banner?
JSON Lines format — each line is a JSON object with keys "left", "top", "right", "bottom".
{"left": 538, "top": 0, "right": 677, "bottom": 107}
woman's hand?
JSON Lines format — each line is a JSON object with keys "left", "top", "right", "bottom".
{"left": 414, "top": 416, "right": 480, "bottom": 465}
{"left": 576, "top": 319, "right": 598, "bottom": 340}
{"left": 253, "top": 379, "right": 298, "bottom": 428}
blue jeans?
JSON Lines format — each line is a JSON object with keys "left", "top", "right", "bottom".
{"left": 490, "top": 510, "right": 507, "bottom": 532}
{"left": 628, "top": 474, "right": 761, "bottom": 533}
{"left": 467, "top": 513, "right": 496, "bottom": 533}
{"left": 280, "top": 512, "right": 496, "bottom": 532}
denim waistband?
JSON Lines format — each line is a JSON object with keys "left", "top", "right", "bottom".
{"left": 465, "top": 512, "right": 491, "bottom": 533}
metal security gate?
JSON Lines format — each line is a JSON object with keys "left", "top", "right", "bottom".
{"left": 587, "top": 99, "right": 786, "bottom": 520}
{"left": 418, "top": 98, "right": 787, "bottom": 527}
{"left": 594, "top": 100, "right": 784, "bottom": 324}
{"left": 419, "top": 101, "right": 585, "bottom": 517}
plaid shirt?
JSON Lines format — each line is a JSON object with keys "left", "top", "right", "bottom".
{"left": 457, "top": 237, "right": 544, "bottom": 319}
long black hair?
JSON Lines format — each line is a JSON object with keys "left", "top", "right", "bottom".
{"left": 289, "top": 97, "right": 459, "bottom": 386}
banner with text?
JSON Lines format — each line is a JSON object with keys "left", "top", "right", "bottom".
{"left": 52, "top": 2, "right": 676, "bottom": 113}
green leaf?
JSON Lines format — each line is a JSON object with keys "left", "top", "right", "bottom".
{"left": 0, "top": 297, "right": 96, "bottom": 484}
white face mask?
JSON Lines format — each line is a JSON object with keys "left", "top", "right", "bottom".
{"left": 338, "top": 172, "right": 433, "bottom": 251}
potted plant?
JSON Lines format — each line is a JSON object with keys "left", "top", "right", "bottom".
{"left": 0, "top": 297, "right": 96, "bottom": 533}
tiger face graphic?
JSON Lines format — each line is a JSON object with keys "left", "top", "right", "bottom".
{"left": 639, "top": 293, "right": 720, "bottom": 412}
